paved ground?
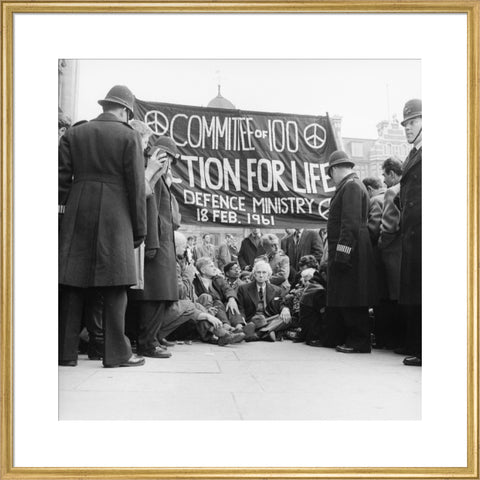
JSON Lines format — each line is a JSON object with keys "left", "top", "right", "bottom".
{"left": 59, "top": 341, "right": 421, "bottom": 420}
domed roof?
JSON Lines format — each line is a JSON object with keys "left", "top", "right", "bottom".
{"left": 207, "top": 85, "right": 236, "bottom": 109}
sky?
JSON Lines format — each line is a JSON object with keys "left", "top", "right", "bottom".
{"left": 74, "top": 59, "right": 421, "bottom": 139}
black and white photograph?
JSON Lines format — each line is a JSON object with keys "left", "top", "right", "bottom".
{"left": 58, "top": 59, "right": 422, "bottom": 420}
{"left": 5, "top": 6, "right": 474, "bottom": 475}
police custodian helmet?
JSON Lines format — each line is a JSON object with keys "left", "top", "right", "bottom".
{"left": 327, "top": 150, "right": 355, "bottom": 176}
{"left": 98, "top": 85, "right": 135, "bottom": 118}
{"left": 401, "top": 99, "right": 422, "bottom": 126}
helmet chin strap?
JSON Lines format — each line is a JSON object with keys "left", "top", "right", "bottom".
{"left": 412, "top": 127, "right": 422, "bottom": 145}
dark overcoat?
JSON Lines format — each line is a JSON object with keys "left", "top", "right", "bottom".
{"left": 59, "top": 113, "right": 146, "bottom": 287}
{"left": 236, "top": 281, "right": 283, "bottom": 322}
{"left": 326, "top": 173, "right": 377, "bottom": 307}
{"left": 238, "top": 236, "right": 266, "bottom": 269}
{"left": 399, "top": 147, "right": 422, "bottom": 305}
{"left": 135, "top": 177, "right": 178, "bottom": 301}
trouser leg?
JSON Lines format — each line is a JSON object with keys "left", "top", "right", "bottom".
{"left": 59, "top": 285, "right": 85, "bottom": 362}
{"left": 343, "top": 306, "right": 371, "bottom": 352}
{"left": 323, "top": 307, "right": 346, "bottom": 348}
{"left": 84, "top": 288, "right": 104, "bottom": 358}
{"left": 101, "top": 286, "right": 132, "bottom": 366}
{"left": 137, "top": 301, "right": 166, "bottom": 353}
{"left": 405, "top": 305, "right": 422, "bottom": 358}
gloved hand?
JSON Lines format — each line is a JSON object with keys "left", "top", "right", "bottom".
{"left": 145, "top": 248, "right": 158, "bottom": 259}
{"left": 133, "top": 236, "right": 145, "bottom": 248}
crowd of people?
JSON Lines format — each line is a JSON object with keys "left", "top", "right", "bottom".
{"left": 58, "top": 85, "right": 422, "bottom": 369}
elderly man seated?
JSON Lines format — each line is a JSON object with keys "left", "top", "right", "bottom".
{"left": 236, "top": 260, "right": 292, "bottom": 342}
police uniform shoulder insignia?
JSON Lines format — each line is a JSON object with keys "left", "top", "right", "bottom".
{"left": 336, "top": 244, "right": 352, "bottom": 255}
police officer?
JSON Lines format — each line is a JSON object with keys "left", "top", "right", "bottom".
{"left": 59, "top": 85, "right": 147, "bottom": 368}
{"left": 399, "top": 99, "right": 422, "bottom": 366}
{"left": 324, "top": 151, "right": 377, "bottom": 353}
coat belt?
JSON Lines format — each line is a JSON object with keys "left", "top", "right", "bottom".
{"left": 73, "top": 174, "right": 124, "bottom": 185}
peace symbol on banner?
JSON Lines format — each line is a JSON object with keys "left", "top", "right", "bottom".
{"left": 318, "top": 198, "right": 331, "bottom": 220}
{"left": 144, "top": 110, "right": 169, "bottom": 136}
{"left": 303, "top": 123, "right": 327, "bottom": 149}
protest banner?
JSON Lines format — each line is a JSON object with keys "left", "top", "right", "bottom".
{"left": 134, "top": 99, "right": 339, "bottom": 228}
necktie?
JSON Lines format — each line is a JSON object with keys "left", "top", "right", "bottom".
{"left": 258, "top": 287, "right": 264, "bottom": 302}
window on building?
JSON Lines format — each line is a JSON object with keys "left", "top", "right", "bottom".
{"left": 351, "top": 142, "right": 363, "bottom": 157}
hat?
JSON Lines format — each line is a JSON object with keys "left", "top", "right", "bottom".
{"left": 223, "top": 262, "right": 237, "bottom": 274}
{"left": 401, "top": 99, "right": 422, "bottom": 126}
{"left": 152, "top": 136, "right": 180, "bottom": 164}
{"left": 327, "top": 150, "right": 355, "bottom": 176}
{"left": 98, "top": 85, "right": 135, "bottom": 118}
{"left": 251, "top": 314, "right": 268, "bottom": 329}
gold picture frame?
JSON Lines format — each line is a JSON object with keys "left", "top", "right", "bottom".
{"left": 1, "top": 1, "right": 479, "bottom": 478}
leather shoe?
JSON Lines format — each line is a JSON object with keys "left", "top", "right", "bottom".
{"left": 336, "top": 344, "right": 370, "bottom": 353}
{"left": 104, "top": 354, "right": 146, "bottom": 368}
{"left": 306, "top": 339, "right": 323, "bottom": 347}
{"left": 245, "top": 333, "right": 260, "bottom": 342}
{"left": 138, "top": 347, "right": 172, "bottom": 359}
{"left": 159, "top": 338, "right": 175, "bottom": 347}
{"left": 403, "top": 356, "right": 422, "bottom": 366}
{"left": 59, "top": 360, "right": 77, "bottom": 367}
{"left": 218, "top": 332, "right": 245, "bottom": 346}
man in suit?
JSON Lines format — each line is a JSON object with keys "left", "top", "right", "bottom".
{"left": 363, "top": 176, "right": 388, "bottom": 348}
{"left": 282, "top": 228, "right": 323, "bottom": 283}
{"left": 378, "top": 157, "right": 404, "bottom": 350}
{"left": 398, "top": 99, "right": 422, "bottom": 367}
{"left": 237, "top": 260, "right": 292, "bottom": 341}
{"left": 58, "top": 85, "right": 146, "bottom": 368}
{"left": 324, "top": 150, "right": 377, "bottom": 354}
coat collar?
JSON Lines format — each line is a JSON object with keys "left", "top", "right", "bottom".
{"left": 92, "top": 112, "right": 125, "bottom": 123}
{"left": 402, "top": 146, "right": 422, "bottom": 179}
{"left": 332, "top": 172, "right": 357, "bottom": 201}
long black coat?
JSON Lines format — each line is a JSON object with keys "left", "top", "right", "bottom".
{"left": 59, "top": 113, "right": 146, "bottom": 287}
{"left": 133, "top": 177, "right": 178, "bottom": 301}
{"left": 399, "top": 147, "right": 422, "bottom": 305}
{"left": 326, "top": 173, "right": 377, "bottom": 307}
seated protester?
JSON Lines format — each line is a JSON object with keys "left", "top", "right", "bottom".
{"left": 289, "top": 255, "right": 319, "bottom": 292}
{"left": 298, "top": 270, "right": 327, "bottom": 346}
{"left": 223, "top": 262, "right": 247, "bottom": 292}
{"left": 193, "top": 257, "right": 244, "bottom": 328}
{"left": 157, "top": 232, "right": 245, "bottom": 346}
{"left": 283, "top": 268, "right": 317, "bottom": 330}
{"left": 256, "top": 234, "right": 290, "bottom": 296}
{"left": 236, "top": 260, "right": 292, "bottom": 342}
